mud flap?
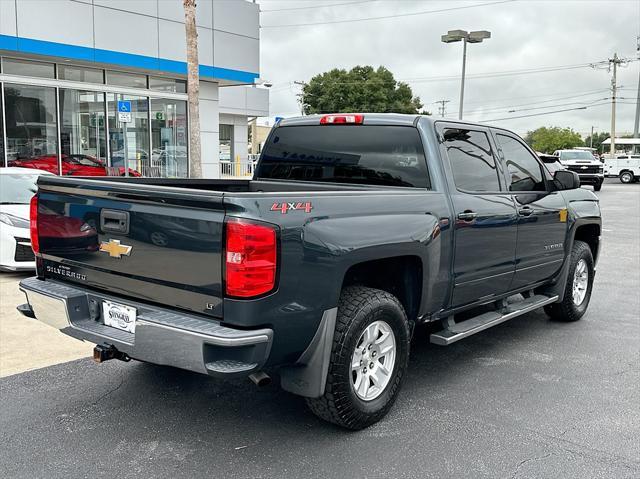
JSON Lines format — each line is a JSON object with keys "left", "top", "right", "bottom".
{"left": 279, "top": 307, "right": 337, "bottom": 398}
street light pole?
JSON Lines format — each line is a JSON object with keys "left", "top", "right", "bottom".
{"left": 441, "top": 29, "right": 490, "bottom": 121}
{"left": 459, "top": 38, "right": 467, "bottom": 120}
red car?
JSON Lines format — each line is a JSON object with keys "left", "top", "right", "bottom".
{"left": 8, "top": 154, "right": 141, "bottom": 177}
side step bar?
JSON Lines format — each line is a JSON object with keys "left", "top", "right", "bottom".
{"left": 430, "top": 294, "right": 558, "bottom": 346}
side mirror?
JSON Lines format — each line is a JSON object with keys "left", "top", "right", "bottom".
{"left": 553, "top": 170, "right": 580, "bottom": 190}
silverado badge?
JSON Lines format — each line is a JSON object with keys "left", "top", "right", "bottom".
{"left": 99, "top": 239, "right": 132, "bottom": 258}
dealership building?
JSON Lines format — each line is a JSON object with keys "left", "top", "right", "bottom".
{"left": 0, "top": 0, "right": 268, "bottom": 178}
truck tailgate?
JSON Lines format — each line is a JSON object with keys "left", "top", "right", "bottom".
{"left": 35, "top": 178, "right": 225, "bottom": 318}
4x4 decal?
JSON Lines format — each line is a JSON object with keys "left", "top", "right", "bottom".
{"left": 270, "top": 201, "right": 313, "bottom": 214}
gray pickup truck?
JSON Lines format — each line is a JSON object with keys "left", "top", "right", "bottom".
{"left": 18, "top": 114, "right": 601, "bottom": 429}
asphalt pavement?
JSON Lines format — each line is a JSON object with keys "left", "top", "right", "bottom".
{"left": 1, "top": 179, "right": 638, "bottom": 479}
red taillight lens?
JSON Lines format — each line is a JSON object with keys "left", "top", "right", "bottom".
{"left": 225, "top": 219, "right": 277, "bottom": 298}
{"left": 320, "top": 114, "right": 364, "bottom": 125}
{"left": 30, "top": 195, "right": 40, "bottom": 254}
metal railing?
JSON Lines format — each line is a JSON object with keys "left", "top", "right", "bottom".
{"left": 219, "top": 160, "right": 256, "bottom": 178}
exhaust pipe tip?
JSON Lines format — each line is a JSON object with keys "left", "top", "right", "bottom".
{"left": 249, "top": 371, "right": 271, "bottom": 387}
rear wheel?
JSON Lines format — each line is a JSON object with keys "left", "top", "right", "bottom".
{"left": 544, "top": 240, "right": 594, "bottom": 322}
{"left": 306, "top": 286, "right": 410, "bottom": 430}
{"left": 619, "top": 171, "right": 634, "bottom": 184}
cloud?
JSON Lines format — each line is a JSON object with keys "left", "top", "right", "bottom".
{"left": 259, "top": 0, "right": 640, "bottom": 137}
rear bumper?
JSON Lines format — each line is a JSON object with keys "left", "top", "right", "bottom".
{"left": 18, "top": 277, "right": 273, "bottom": 377}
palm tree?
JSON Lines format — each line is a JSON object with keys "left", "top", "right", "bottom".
{"left": 183, "top": 0, "right": 202, "bottom": 178}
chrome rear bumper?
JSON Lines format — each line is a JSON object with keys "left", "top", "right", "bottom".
{"left": 18, "top": 277, "right": 273, "bottom": 377}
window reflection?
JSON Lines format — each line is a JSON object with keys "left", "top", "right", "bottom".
{"left": 4, "top": 83, "right": 59, "bottom": 174}
{"left": 107, "top": 93, "right": 148, "bottom": 176}
{"left": 150, "top": 99, "right": 188, "bottom": 178}
{"left": 60, "top": 89, "right": 107, "bottom": 167}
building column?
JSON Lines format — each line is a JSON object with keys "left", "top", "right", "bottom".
{"left": 198, "top": 80, "right": 220, "bottom": 178}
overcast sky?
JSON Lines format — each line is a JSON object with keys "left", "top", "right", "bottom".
{"left": 257, "top": 0, "right": 640, "bottom": 138}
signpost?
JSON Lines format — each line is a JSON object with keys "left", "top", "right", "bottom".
{"left": 117, "top": 100, "right": 132, "bottom": 177}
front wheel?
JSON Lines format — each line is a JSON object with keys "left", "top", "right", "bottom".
{"left": 593, "top": 181, "right": 602, "bottom": 191}
{"left": 544, "top": 240, "right": 594, "bottom": 322}
{"left": 306, "top": 286, "right": 410, "bottom": 430}
{"left": 619, "top": 171, "right": 634, "bottom": 184}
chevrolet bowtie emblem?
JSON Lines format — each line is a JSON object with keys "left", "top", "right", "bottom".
{"left": 99, "top": 239, "right": 132, "bottom": 258}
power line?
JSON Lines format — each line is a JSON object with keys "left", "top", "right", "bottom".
{"left": 484, "top": 101, "right": 610, "bottom": 122}
{"left": 453, "top": 91, "right": 610, "bottom": 115}
{"left": 260, "top": 1, "right": 374, "bottom": 13}
{"left": 454, "top": 88, "right": 612, "bottom": 107}
{"left": 269, "top": 61, "right": 606, "bottom": 90}
{"left": 261, "top": 0, "right": 515, "bottom": 28}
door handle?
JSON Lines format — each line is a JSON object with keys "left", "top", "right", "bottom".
{"left": 100, "top": 209, "right": 130, "bottom": 234}
{"left": 457, "top": 211, "right": 478, "bottom": 221}
{"left": 518, "top": 206, "right": 533, "bottom": 216}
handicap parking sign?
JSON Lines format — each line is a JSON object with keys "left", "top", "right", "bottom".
{"left": 118, "top": 101, "right": 131, "bottom": 113}
{"left": 117, "top": 100, "right": 132, "bottom": 123}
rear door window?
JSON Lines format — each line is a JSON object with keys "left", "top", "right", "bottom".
{"left": 443, "top": 128, "right": 501, "bottom": 192}
{"left": 256, "top": 125, "right": 430, "bottom": 188}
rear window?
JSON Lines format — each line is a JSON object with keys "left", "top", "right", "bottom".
{"left": 256, "top": 125, "right": 430, "bottom": 188}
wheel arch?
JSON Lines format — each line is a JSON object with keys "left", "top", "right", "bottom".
{"left": 341, "top": 255, "right": 423, "bottom": 324}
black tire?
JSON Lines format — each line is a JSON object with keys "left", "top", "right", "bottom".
{"left": 544, "top": 240, "right": 594, "bottom": 322}
{"left": 619, "top": 171, "right": 634, "bottom": 184}
{"left": 593, "top": 181, "right": 602, "bottom": 191}
{"left": 306, "top": 286, "right": 410, "bottom": 430}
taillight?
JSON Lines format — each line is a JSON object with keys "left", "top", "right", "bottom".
{"left": 30, "top": 195, "right": 39, "bottom": 254}
{"left": 320, "top": 114, "right": 364, "bottom": 125}
{"left": 225, "top": 218, "right": 277, "bottom": 298}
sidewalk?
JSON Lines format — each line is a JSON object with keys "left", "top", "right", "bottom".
{"left": 0, "top": 272, "right": 92, "bottom": 377}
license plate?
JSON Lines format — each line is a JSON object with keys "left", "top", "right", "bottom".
{"left": 102, "top": 300, "right": 137, "bottom": 334}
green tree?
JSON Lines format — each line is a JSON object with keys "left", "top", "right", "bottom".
{"left": 524, "top": 127, "right": 583, "bottom": 154}
{"left": 300, "top": 66, "right": 428, "bottom": 115}
{"left": 583, "top": 131, "right": 610, "bottom": 153}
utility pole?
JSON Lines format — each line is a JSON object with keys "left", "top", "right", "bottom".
{"left": 633, "top": 36, "right": 640, "bottom": 138}
{"left": 435, "top": 99, "right": 450, "bottom": 118}
{"left": 293, "top": 80, "right": 306, "bottom": 115}
{"left": 609, "top": 53, "right": 624, "bottom": 159}
{"left": 590, "top": 126, "right": 595, "bottom": 149}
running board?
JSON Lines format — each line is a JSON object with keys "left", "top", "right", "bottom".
{"left": 430, "top": 294, "right": 559, "bottom": 346}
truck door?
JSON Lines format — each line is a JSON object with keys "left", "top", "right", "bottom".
{"left": 493, "top": 131, "right": 568, "bottom": 289}
{"left": 438, "top": 124, "right": 518, "bottom": 307}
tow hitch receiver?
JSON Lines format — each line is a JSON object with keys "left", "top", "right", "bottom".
{"left": 93, "top": 344, "right": 130, "bottom": 363}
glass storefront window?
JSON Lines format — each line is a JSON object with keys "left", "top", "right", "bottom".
{"left": 149, "top": 77, "right": 187, "bottom": 94}
{"left": 219, "top": 124, "right": 233, "bottom": 162}
{"left": 107, "top": 71, "right": 147, "bottom": 89}
{"left": 107, "top": 93, "right": 149, "bottom": 176}
{"left": 0, "top": 88, "right": 4, "bottom": 167}
{"left": 3, "top": 83, "right": 59, "bottom": 174}
{"left": 58, "top": 65, "right": 104, "bottom": 84}
{"left": 2, "top": 58, "right": 55, "bottom": 79}
{"left": 59, "top": 90, "right": 107, "bottom": 173}
{"left": 150, "top": 99, "right": 188, "bottom": 177}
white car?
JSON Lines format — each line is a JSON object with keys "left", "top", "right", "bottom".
{"left": 0, "top": 167, "right": 53, "bottom": 271}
